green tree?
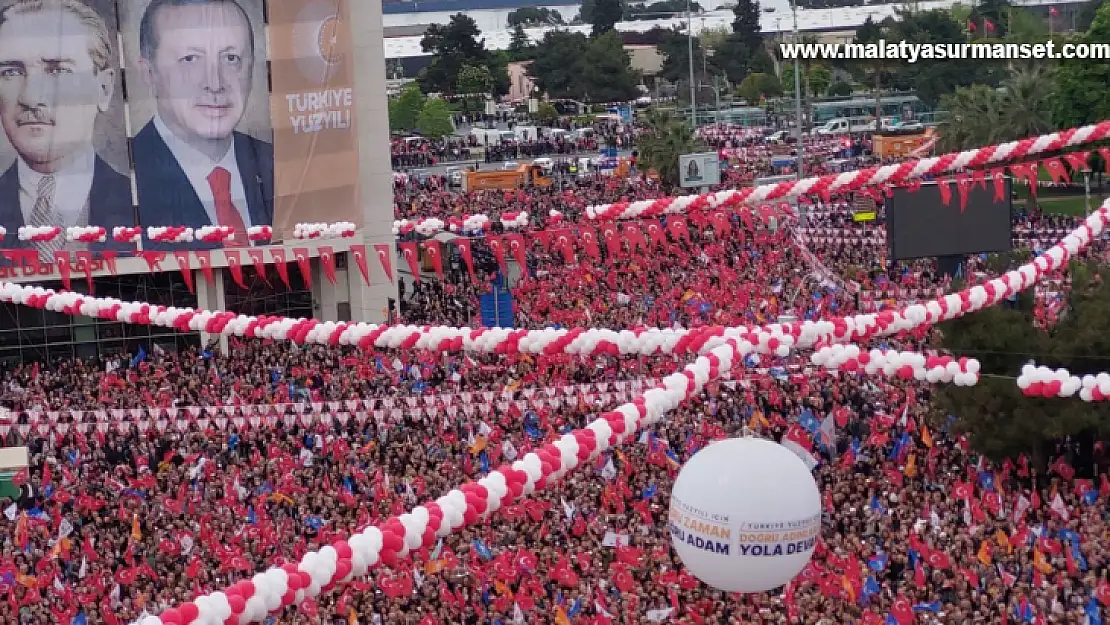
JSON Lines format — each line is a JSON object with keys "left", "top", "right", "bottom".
{"left": 535, "top": 102, "right": 559, "bottom": 123}
{"left": 418, "top": 14, "right": 488, "bottom": 94}
{"left": 580, "top": 30, "right": 642, "bottom": 102}
{"left": 529, "top": 30, "right": 590, "bottom": 99}
{"left": 588, "top": 0, "right": 625, "bottom": 35}
{"left": 528, "top": 30, "right": 639, "bottom": 102}
{"left": 637, "top": 109, "right": 703, "bottom": 187}
{"left": 507, "top": 7, "right": 565, "bottom": 26}
{"left": 826, "top": 80, "right": 852, "bottom": 97}
{"left": 940, "top": 66, "right": 1057, "bottom": 152}
{"left": 508, "top": 24, "right": 535, "bottom": 60}
{"left": 658, "top": 28, "right": 715, "bottom": 84}
{"left": 1053, "top": 1, "right": 1110, "bottom": 128}
{"left": 416, "top": 98, "right": 455, "bottom": 138}
{"left": 389, "top": 83, "right": 425, "bottom": 132}
{"left": 932, "top": 259, "right": 1110, "bottom": 466}
{"left": 882, "top": 9, "right": 1000, "bottom": 106}
{"left": 808, "top": 64, "right": 832, "bottom": 97}
{"left": 737, "top": 72, "right": 781, "bottom": 104}
{"left": 730, "top": 0, "right": 762, "bottom": 51}
{"left": 457, "top": 64, "right": 494, "bottom": 96}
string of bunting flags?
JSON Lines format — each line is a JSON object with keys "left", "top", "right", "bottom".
{"left": 585, "top": 122, "right": 1110, "bottom": 220}
{"left": 0, "top": 370, "right": 827, "bottom": 438}
{"left": 137, "top": 201, "right": 1110, "bottom": 625}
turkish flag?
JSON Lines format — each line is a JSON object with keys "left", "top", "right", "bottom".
{"left": 75, "top": 251, "right": 96, "bottom": 293}
{"left": 1009, "top": 162, "right": 1039, "bottom": 196}
{"left": 623, "top": 223, "right": 647, "bottom": 253}
{"left": 1063, "top": 151, "right": 1091, "bottom": 174}
{"left": 270, "top": 248, "right": 291, "bottom": 289}
{"left": 53, "top": 251, "right": 72, "bottom": 290}
{"left": 505, "top": 233, "right": 527, "bottom": 269}
{"left": 246, "top": 249, "right": 268, "bottom": 285}
{"left": 454, "top": 238, "right": 475, "bottom": 280}
{"left": 421, "top": 240, "right": 443, "bottom": 279}
{"left": 667, "top": 217, "right": 689, "bottom": 243}
{"left": 1041, "top": 157, "right": 1070, "bottom": 183}
{"left": 488, "top": 236, "right": 507, "bottom": 275}
{"left": 349, "top": 244, "right": 371, "bottom": 286}
{"left": 1098, "top": 148, "right": 1110, "bottom": 174}
{"left": 139, "top": 251, "right": 167, "bottom": 273}
{"left": 554, "top": 231, "right": 574, "bottom": 264}
{"left": 989, "top": 167, "right": 1008, "bottom": 202}
{"left": 398, "top": 241, "right": 420, "bottom": 282}
{"left": 194, "top": 250, "right": 214, "bottom": 284}
{"left": 954, "top": 173, "right": 973, "bottom": 212}
{"left": 600, "top": 224, "right": 621, "bottom": 260}
{"left": 173, "top": 250, "right": 194, "bottom": 293}
{"left": 224, "top": 250, "right": 247, "bottom": 288}
{"left": 373, "top": 243, "right": 393, "bottom": 281}
{"left": 579, "top": 226, "right": 600, "bottom": 260}
{"left": 318, "top": 246, "right": 337, "bottom": 284}
{"left": 709, "top": 211, "right": 731, "bottom": 237}
{"left": 292, "top": 247, "right": 311, "bottom": 290}
{"left": 937, "top": 178, "right": 953, "bottom": 206}
{"left": 644, "top": 220, "right": 667, "bottom": 248}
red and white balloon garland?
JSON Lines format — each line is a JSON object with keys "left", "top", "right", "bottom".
{"left": 585, "top": 121, "right": 1110, "bottom": 220}
{"left": 1016, "top": 364, "right": 1110, "bottom": 401}
{"left": 811, "top": 344, "right": 980, "bottom": 385}
{"left": 137, "top": 343, "right": 741, "bottom": 625}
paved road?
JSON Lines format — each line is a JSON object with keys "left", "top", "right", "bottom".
{"left": 398, "top": 150, "right": 637, "bottom": 176}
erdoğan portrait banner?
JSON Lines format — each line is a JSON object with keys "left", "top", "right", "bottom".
{"left": 268, "top": 0, "right": 361, "bottom": 240}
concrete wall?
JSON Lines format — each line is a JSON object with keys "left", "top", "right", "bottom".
{"left": 348, "top": 0, "right": 400, "bottom": 324}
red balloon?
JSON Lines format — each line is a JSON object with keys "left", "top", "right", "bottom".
{"left": 379, "top": 549, "right": 399, "bottom": 566}
{"left": 381, "top": 531, "right": 404, "bottom": 553}
{"left": 287, "top": 574, "right": 304, "bottom": 591}
{"left": 335, "top": 559, "right": 353, "bottom": 580}
{"left": 160, "top": 609, "right": 183, "bottom": 625}
{"left": 227, "top": 595, "right": 246, "bottom": 614}
{"left": 179, "top": 603, "right": 200, "bottom": 624}
{"left": 224, "top": 616, "right": 240, "bottom": 625}
{"left": 332, "top": 540, "right": 352, "bottom": 560}
{"left": 282, "top": 590, "right": 297, "bottom": 605}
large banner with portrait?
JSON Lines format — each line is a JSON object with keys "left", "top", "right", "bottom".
{"left": 0, "top": 0, "right": 134, "bottom": 255}
{"left": 119, "top": 0, "right": 273, "bottom": 247}
{"left": 268, "top": 0, "right": 360, "bottom": 239}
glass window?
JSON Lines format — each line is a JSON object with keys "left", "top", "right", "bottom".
{"left": 48, "top": 343, "right": 74, "bottom": 363}
{"left": 73, "top": 325, "right": 95, "bottom": 343}
{"left": 74, "top": 342, "right": 98, "bottom": 360}
{"left": 16, "top": 306, "right": 43, "bottom": 329}
{"left": 0, "top": 303, "right": 17, "bottom": 328}
{"left": 98, "top": 323, "right": 124, "bottom": 340}
{"left": 19, "top": 329, "right": 45, "bottom": 346}
{"left": 0, "top": 331, "right": 18, "bottom": 350}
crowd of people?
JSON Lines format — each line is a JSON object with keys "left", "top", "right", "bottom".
{"left": 0, "top": 121, "right": 1107, "bottom": 625}
{"left": 1, "top": 345, "right": 1107, "bottom": 625}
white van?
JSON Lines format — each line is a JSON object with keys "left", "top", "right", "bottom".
{"left": 812, "top": 118, "right": 850, "bottom": 135}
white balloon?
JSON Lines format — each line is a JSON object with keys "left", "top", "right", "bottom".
{"left": 669, "top": 438, "right": 820, "bottom": 593}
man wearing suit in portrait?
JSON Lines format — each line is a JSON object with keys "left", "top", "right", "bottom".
{"left": 0, "top": 0, "right": 134, "bottom": 260}
{"left": 132, "top": 0, "right": 273, "bottom": 250}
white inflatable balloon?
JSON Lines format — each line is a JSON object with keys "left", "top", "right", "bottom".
{"left": 668, "top": 437, "right": 821, "bottom": 593}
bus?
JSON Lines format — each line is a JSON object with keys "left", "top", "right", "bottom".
{"left": 810, "top": 95, "right": 929, "bottom": 126}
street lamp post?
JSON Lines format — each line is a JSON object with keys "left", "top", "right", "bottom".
{"left": 791, "top": 0, "right": 804, "bottom": 179}
{"left": 688, "top": 0, "right": 697, "bottom": 128}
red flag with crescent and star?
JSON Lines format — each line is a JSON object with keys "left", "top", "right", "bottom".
{"left": 398, "top": 241, "right": 420, "bottom": 282}
{"left": 372, "top": 244, "right": 393, "bottom": 281}
{"left": 349, "top": 244, "right": 371, "bottom": 285}
{"left": 317, "top": 246, "right": 337, "bottom": 284}
{"left": 292, "top": 247, "right": 311, "bottom": 290}
{"left": 223, "top": 250, "right": 246, "bottom": 288}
